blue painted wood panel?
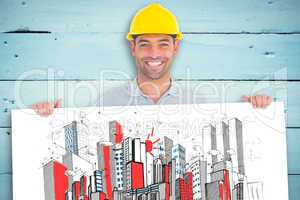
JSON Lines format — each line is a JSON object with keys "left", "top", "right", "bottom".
{"left": 288, "top": 175, "right": 300, "bottom": 200}
{"left": 0, "top": 128, "right": 11, "bottom": 174}
{"left": 0, "top": 174, "right": 12, "bottom": 200}
{"left": 0, "top": 0, "right": 299, "bottom": 33}
{"left": 0, "top": 0, "right": 299, "bottom": 199}
{"left": 0, "top": 34, "right": 299, "bottom": 80}
{"left": 287, "top": 128, "right": 300, "bottom": 174}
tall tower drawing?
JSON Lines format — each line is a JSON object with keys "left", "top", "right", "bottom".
{"left": 140, "top": 141, "right": 147, "bottom": 187}
{"left": 43, "top": 160, "right": 69, "bottom": 200}
{"left": 132, "top": 138, "right": 141, "bottom": 162}
{"left": 64, "top": 121, "right": 79, "bottom": 155}
{"left": 172, "top": 144, "right": 186, "bottom": 179}
{"left": 153, "top": 157, "right": 163, "bottom": 183}
{"left": 228, "top": 118, "right": 245, "bottom": 176}
{"left": 210, "top": 125, "right": 218, "bottom": 164}
{"left": 109, "top": 121, "right": 124, "bottom": 190}
{"left": 202, "top": 124, "right": 217, "bottom": 184}
{"left": 187, "top": 158, "right": 207, "bottom": 200}
{"left": 169, "top": 159, "right": 176, "bottom": 200}
{"left": 97, "top": 142, "right": 113, "bottom": 200}
{"left": 109, "top": 121, "right": 123, "bottom": 144}
{"left": 222, "top": 122, "right": 230, "bottom": 162}
{"left": 62, "top": 151, "right": 94, "bottom": 192}
{"left": 64, "top": 120, "right": 89, "bottom": 161}
{"left": 123, "top": 137, "right": 133, "bottom": 192}
{"left": 158, "top": 136, "right": 174, "bottom": 164}
{"left": 203, "top": 118, "right": 246, "bottom": 200}
{"left": 127, "top": 138, "right": 145, "bottom": 191}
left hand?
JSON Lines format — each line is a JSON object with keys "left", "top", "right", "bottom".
{"left": 242, "top": 95, "right": 272, "bottom": 109}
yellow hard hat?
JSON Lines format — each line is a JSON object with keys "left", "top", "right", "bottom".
{"left": 127, "top": 3, "right": 183, "bottom": 41}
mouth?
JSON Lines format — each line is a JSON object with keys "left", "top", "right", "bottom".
{"left": 144, "top": 60, "right": 164, "bottom": 67}
{"left": 144, "top": 60, "right": 166, "bottom": 73}
{"left": 141, "top": 58, "right": 168, "bottom": 77}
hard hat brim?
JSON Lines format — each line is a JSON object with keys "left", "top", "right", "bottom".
{"left": 126, "top": 32, "right": 183, "bottom": 41}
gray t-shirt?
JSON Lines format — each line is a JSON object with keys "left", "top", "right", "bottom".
{"left": 98, "top": 78, "right": 208, "bottom": 107}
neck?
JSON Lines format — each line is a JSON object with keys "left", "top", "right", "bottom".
{"left": 137, "top": 74, "right": 171, "bottom": 103}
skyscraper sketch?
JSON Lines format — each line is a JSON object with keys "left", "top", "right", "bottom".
{"left": 43, "top": 117, "right": 265, "bottom": 200}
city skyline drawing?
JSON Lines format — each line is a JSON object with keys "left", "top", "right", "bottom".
{"left": 11, "top": 102, "right": 288, "bottom": 200}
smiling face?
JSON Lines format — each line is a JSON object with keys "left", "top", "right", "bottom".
{"left": 130, "top": 34, "right": 180, "bottom": 80}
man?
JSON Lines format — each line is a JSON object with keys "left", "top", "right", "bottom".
{"left": 33, "top": 3, "right": 272, "bottom": 116}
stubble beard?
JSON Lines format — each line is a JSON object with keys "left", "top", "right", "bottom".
{"left": 138, "top": 59, "right": 172, "bottom": 80}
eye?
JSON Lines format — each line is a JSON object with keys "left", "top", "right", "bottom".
{"left": 160, "top": 42, "right": 170, "bottom": 47}
{"left": 138, "top": 42, "right": 149, "bottom": 47}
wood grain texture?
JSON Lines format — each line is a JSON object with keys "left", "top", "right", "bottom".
{"left": 0, "top": 174, "right": 12, "bottom": 200}
{"left": 0, "top": 0, "right": 299, "bottom": 199}
{"left": 287, "top": 128, "right": 300, "bottom": 174}
{"left": 0, "top": 33, "right": 299, "bottom": 80}
{"left": 0, "top": 128, "right": 11, "bottom": 174}
{"left": 0, "top": 0, "right": 299, "bottom": 33}
{"left": 288, "top": 175, "right": 300, "bottom": 199}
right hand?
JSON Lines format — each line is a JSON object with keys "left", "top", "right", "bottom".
{"left": 32, "top": 99, "right": 62, "bottom": 117}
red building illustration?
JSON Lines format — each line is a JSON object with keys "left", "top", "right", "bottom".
{"left": 42, "top": 118, "right": 251, "bottom": 200}
{"left": 129, "top": 161, "right": 145, "bottom": 189}
{"left": 43, "top": 160, "right": 68, "bottom": 200}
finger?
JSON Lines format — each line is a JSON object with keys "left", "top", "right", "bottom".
{"left": 49, "top": 102, "right": 55, "bottom": 109}
{"left": 54, "top": 99, "right": 62, "bottom": 108}
{"left": 44, "top": 107, "right": 51, "bottom": 116}
{"left": 48, "top": 106, "right": 54, "bottom": 115}
{"left": 263, "top": 96, "right": 271, "bottom": 108}
{"left": 256, "top": 95, "right": 263, "bottom": 108}
{"left": 39, "top": 107, "right": 47, "bottom": 116}
{"left": 242, "top": 95, "right": 250, "bottom": 102}
{"left": 40, "top": 107, "right": 52, "bottom": 117}
{"left": 47, "top": 104, "right": 54, "bottom": 115}
{"left": 32, "top": 104, "right": 38, "bottom": 113}
{"left": 36, "top": 103, "right": 44, "bottom": 112}
{"left": 36, "top": 108, "right": 44, "bottom": 116}
{"left": 37, "top": 103, "right": 48, "bottom": 116}
{"left": 262, "top": 96, "right": 268, "bottom": 109}
{"left": 251, "top": 96, "right": 257, "bottom": 108}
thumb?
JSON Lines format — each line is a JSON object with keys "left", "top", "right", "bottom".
{"left": 54, "top": 99, "right": 62, "bottom": 108}
{"left": 242, "top": 95, "right": 250, "bottom": 103}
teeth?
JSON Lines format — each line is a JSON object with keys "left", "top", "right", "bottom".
{"left": 146, "top": 61, "right": 162, "bottom": 66}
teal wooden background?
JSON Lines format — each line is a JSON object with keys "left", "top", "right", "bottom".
{"left": 0, "top": 0, "right": 299, "bottom": 199}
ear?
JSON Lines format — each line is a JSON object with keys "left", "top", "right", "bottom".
{"left": 173, "top": 40, "right": 180, "bottom": 55}
{"left": 129, "top": 40, "right": 136, "bottom": 56}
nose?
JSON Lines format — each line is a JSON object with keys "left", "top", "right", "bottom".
{"left": 148, "top": 45, "right": 161, "bottom": 59}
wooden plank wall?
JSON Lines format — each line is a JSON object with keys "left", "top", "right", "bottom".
{"left": 0, "top": 0, "right": 299, "bottom": 199}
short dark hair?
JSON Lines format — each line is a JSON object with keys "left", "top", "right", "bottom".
{"left": 132, "top": 34, "right": 177, "bottom": 44}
